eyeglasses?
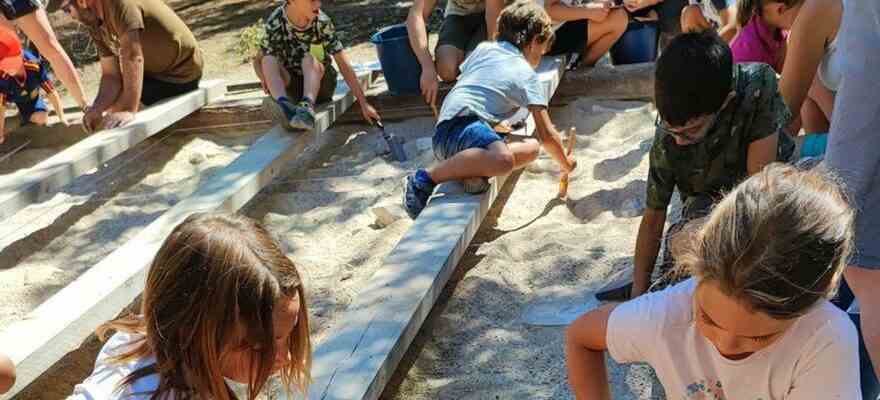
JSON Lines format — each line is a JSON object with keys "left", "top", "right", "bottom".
{"left": 59, "top": 0, "right": 73, "bottom": 13}
{"left": 655, "top": 92, "right": 736, "bottom": 144}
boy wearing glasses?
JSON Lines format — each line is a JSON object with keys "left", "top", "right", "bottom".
{"left": 61, "top": 0, "right": 203, "bottom": 132}
{"left": 615, "top": 31, "right": 794, "bottom": 299}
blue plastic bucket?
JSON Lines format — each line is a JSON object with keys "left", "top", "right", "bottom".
{"left": 610, "top": 20, "right": 659, "bottom": 65}
{"left": 371, "top": 24, "right": 422, "bottom": 96}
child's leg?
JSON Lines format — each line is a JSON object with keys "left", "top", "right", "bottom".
{"left": 28, "top": 111, "right": 47, "bottom": 126}
{"left": 583, "top": 8, "right": 628, "bottom": 66}
{"left": 301, "top": 54, "right": 325, "bottom": 104}
{"left": 427, "top": 139, "right": 539, "bottom": 183}
{"left": 255, "top": 54, "right": 293, "bottom": 100}
{"left": 801, "top": 96, "right": 830, "bottom": 134}
{"left": 809, "top": 76, "right": 836, "bottom": 123}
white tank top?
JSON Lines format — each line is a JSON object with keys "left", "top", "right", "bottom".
{"left": 818, "top": 2, "right": 845, "bottom": 91}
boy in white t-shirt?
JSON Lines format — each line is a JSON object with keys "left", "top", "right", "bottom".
{"left": 566, "top": 164, "right": 861, "bottom": 399}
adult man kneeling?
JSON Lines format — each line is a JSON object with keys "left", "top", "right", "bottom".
{"left": 62, "top": 0, "right": 203, "bottom": 131}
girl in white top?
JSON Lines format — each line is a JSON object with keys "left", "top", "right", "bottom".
{"left": 566, "top": 164, "right": 861, "bottom": 399}
{"left": 68, "top": 213, "right": 312, "bottom": 400}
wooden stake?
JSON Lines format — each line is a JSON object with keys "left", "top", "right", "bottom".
{"left": 430, "top": 102, "right": 439, "bottom": 120}
{"left": 558, "top": 127, "right": 576, "bottom": 199}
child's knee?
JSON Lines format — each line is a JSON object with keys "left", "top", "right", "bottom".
{"left": 609, "top": 8, "right": 628, "bottom": 33}
{"left": 435, "top": 53, "right": 461, "bottom": 83}
{"left": 29, "top": 111, "right": 48, "bottom": 125}
{"left": 302, "top": 54, "right": 326, "bottom": 77}
{"left": 488, "top": 146, "right": 516, "bottom": 173}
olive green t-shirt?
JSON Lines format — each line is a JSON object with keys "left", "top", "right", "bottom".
{"left": 645, "top": 63, "right": 793, "bottom": 211}
{"left": 445, "top": 0, "right": 485, "bottom": 16}
{"left": 88, "top": 0, "right": 203, "bottom": 83}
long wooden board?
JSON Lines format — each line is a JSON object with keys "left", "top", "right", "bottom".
{"left": 304, "top": 57, "right": 566, "bottom": 400}
{"left": 0, "top": 80, "right": 226, "bottom": 221}
{"left": 0, "top": 72, "right": 371, "bottom": 399}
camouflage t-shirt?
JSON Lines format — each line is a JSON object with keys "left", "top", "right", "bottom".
{"left": 446, "top": 0, "right": 485, "bottom": 16}
{"left": 260, "top": 7, "right": 344, "bottom": 76}
{"left": 645, "top": 63, "right": 793, "bottom": 210}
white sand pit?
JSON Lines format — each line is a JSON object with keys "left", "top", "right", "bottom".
{"left": 383, "top": 99, "right": 667, "bottom": 400}
{"left": 0, "top": 129, "right": 264, "bottom": 329}
{"left": 243, "top": 116, "right": 438, "bottom": 343}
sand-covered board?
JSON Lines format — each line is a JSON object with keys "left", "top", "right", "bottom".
{"left": 0, "top": 80, "right": 226, "bottom": 221}
{"left": 304, "top": 56, "right": 565, "bottom": 400}
{"left": 0, "top": 72, "right": 370, "bottom": 399}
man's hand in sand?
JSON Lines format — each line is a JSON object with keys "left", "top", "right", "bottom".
{"left": 82, "top": 107, "right": 103, "bottom": 133}
{"left": 102, "top": 111, "right": 136, "bottom": 130}
{"left": 420, "top": 67, "right": 439, "bottom": 108}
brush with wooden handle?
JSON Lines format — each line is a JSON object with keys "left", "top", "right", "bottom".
{"left": 558, "top": 127, "right": 577, "bottom": 199}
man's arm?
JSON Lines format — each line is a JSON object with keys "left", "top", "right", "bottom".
{"left": 90, "top": 57, "right": 123, "bottom": 117}
{"left": 565, "top": 304, "right": 616, "bottom": 400}
{"left": 531, "top": 106, "right": 575, "bottom": 172}
{"left": 746, "top": 132, "right": 778, "bottom": 175}
{"left": 485, "top": 0, "right": 505, "bottom": 39}
{"left": 632, "top": 207, "right": 667, "bottom": 297}
{"left": 407, "top": 0, "right": 440, "bottom": 105}
{"left": 112, "top": 30, "right": 145, "bottom": 114}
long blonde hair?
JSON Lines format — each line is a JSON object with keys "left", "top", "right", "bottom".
{"left": 675, "top": 164, "right": 854, "bottom": 319}
{"left": 97, "top": 212, "right": 311, "bottom": 400}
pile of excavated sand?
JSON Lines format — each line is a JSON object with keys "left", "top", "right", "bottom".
{"left": 0, "top": 130, "right": 263, "bottom": 329}
{"left": 385, "top": 99, "right": 669, "bottom": 400}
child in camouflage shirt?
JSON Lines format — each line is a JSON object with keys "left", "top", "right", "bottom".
{"left": 613, "top": 31, "right": 795, "bottom": 300}
{"left": 254, "top": 0, "right": 379, "bottom": 131}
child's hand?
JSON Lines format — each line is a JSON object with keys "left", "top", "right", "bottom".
{"left": 59, "top": 116, "right": 70, "bottom": 127}
{"left": 584, "top": 1, "right": 612, "bottom": 21}
{"left": 681, "top": 5, "right": 712, "bottom": 33}
{"left": 565, "top": 155, "right": 578, "bottom": 173}
{"left": 361, "top": 102, "right": 380, "bottom": 125}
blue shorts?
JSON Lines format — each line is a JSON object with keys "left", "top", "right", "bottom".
{"left": 433, "top": 116, "right": 503, "bottom": 161}
{"left": 16, "top": 96, "right": 47, "bottom": 125}
{"left": 0, "top": 0, "right": 40, "bottom": 20}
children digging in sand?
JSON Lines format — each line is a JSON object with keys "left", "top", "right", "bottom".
{"left": 566, "top": 164, "right": 860, "bottom": 399}
{"left": 611, "top": 31, "right": 794, "bottom": 300}
{"left": 69, "top": 213, "right": 311, "bottom": 400}
{"left": 255, "top": 0, "right": 379, "bottom": 132}
{"left": 402, "top": 0, "right": 576, "bottom": 219}
{"left": 0, "top": 26, "right": 67, "bottom": 144}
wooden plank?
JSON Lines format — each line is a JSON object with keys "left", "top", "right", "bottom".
{"left": 0, "top": 72, "right": 371, "bottom": 400}
{"left": 305, "top": 56, "right": 565, "bottom": 400}
{"left": 0, "top": 80, "right": 227, "bottom": 221}
{"left": 553, "top": 62, "right": 655, "bottom": 104}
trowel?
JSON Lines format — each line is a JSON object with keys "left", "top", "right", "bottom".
{"left": 375, "top": 120, "right": 407, "bottom": 162}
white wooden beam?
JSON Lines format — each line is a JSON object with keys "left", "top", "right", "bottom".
{"left": 0, "top": 80, "right": 227, "bottom": 221}
{"left": 0, "top": 72, "right": 371, "bottom": 399}
{"left": 305, "top": 57, "right": 566, "bottom": 400}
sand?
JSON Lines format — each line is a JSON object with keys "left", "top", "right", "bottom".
{"left": 383, "top": 99, "right": 669, "bottom": 400}
{"left": 0, "top": 129, "right": 264, "bottom": 329}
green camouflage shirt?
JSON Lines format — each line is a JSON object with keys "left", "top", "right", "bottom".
{"left": 645, "top": 63, "right": 793, "bottom": 210}
{"left": 260, "top": 7, "right": 344, "bottom": 75}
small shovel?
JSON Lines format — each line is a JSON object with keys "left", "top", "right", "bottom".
{"left": 558, "top": 127, "right": 577, "bottom": 199}
{"left": 376, "top": 121, "right": 407, "bottom": 162}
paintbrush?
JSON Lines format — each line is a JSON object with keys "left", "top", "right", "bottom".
{"left": 431, "top": 102, "right": 439, "bottom": 120}
{"left": 558, "top": 127, "right": 577, "bottom": 199}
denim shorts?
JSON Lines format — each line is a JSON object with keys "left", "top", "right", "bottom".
{"left": 433, "top": 116, "right": 503, "bottom": 161}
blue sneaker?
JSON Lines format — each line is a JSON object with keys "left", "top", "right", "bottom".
{"left": 403, "top": 173, "right": 434, "bottom": 219}
{"left": 262, "top": 96, "right": 298, "bottom": 131}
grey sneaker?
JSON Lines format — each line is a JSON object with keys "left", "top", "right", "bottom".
{"left": 262, "top": 96, "right": 297, "bottom": 131}
{"left": 461, "top": 177, "right": 490, "bottom": 194}
{"left": 289, "top": 100, "right": 316, "bottom": 131}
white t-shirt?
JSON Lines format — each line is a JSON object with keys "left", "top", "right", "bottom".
{"left": 607, "top": 279, "right": 861, "bottom": 400}
{"left": 68, "top": 332, "right": 164, "bottom": 400}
